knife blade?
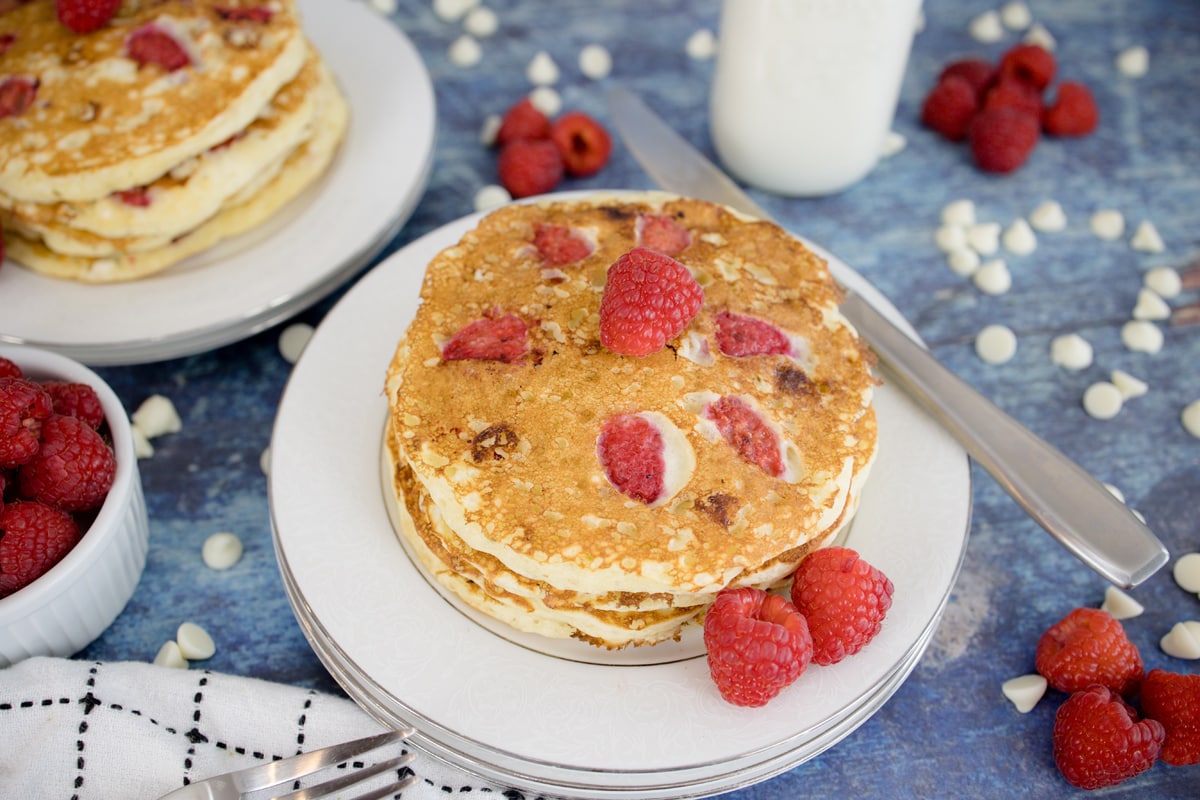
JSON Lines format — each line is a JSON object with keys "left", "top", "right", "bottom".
{"left": 605, "top": 85, "right": 1169, "bottom": 588}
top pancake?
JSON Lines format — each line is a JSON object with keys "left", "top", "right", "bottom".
{"left": 0, "top": 0, "right": 307, "bottom": 204}
{"left": 385, "top": 194, "right": 878, "bottom": 600}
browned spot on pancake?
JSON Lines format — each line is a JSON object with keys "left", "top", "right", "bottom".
{"left": 775, "top": 364, "right": 815, "bottom": 396}
{"left": 471, "top": 423, "right": 520, "bottom": 462}
{"left": 696, "top": 492, "right": 740, "bottom": 528}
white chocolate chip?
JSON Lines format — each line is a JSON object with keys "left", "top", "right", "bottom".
{"left": 448, "top": 35, "right": 482, "bottom": 68}
{"left": 473, "top": 183, "right": 512, "bottom": 212}
{"left": 1050, "top": 334, "right": 1093, "bottom": 370}
{"left": 478, "top": 113, "right": 501, "bottom": 146}
{"left": 368, "top": 0, "right": 397, "bottom": 13}
{"left": 935, "top": 224, "right": 968, "bottom": 253}
{"left": 463, "top": 6, "right": 498, "bottom": 37}
{"left": 1120, "top": 320, "right": 1163, "bottom": 354}
{"left": 1029, "top": 200, "right": 1067, "bottom": 233}
{"left": 1023, "top": 22, "right": 1056, "bottom": 51}
{"left": 132, "top": 394, "right": 181, "bottom": 439}
{"left": 880, "top": 130, "right": 907, "bottom": 158}
{"left": 1183, "top": 400, "right": 1200, "bottom": 439}
{"left": 973, "top": 259, "right": 1012, "bottom": 295}
{"left": 132, "top": 426, "right": 154, "bottom": 459}
{"left": 1144, "top": 266, "right": 1182, "bottom": 299}
{"left": 578, "top": 44, "right": 612, "bottom": 80}
{"left": 278, "top": 323, "right": 314, "bottom": 364}
{"left": 432, "top": 0, "right": 477, "bottom": 23}
{"left": 968, "top": 10, "right": 1005, "bottom": 43}
{"left": 1116, "top": 45, "right": 1149, "bottom": 78}
{"left": 941, "top": 199, "right": 976, "bottom": 227}
{"left": 1174, "top": 553, "right": 1200, "bottom": 593}
{"left": 1160, "top": 622, "right": 1200, "bottom": 660}
{"left": 1100, "top": 586, "right": 1144, "bottom": 620}
{"left": 1104, "top": 482, "right": 1126, "bottom": 503}
{"left": 526, "top": 50, "right": 560, "bottom": 85}
{"left": 1130, "top": 220, "right": 1165, "bottom": 253}
{"left": 1002, "top": 218, "right": 1037, "bottom": 255}
{"left": 1083, "top": 382, "right": 1123, "bottom": 420}
{"left": 975, "top": 324, "right": 1018, "bottom": 364}
{"left": 176, "top": 622, "right": 215, "bottom": 660}
{"left": 202, "top": 532, "right": 244, "bottom": 571}
{"left": 947, "top": 246, "right": 981, "bottom": 277}
{"left": 1110, "top": 369, "right": 1148, "bottom": 399}
{"left": 1090, "top": 209, "right": 1125, "bottom": 241}
{"left": 1132, "top": 288, "right": 1171, "bottom": 321}
{"left": 967, "top": 222, "right": 1002, "bottom": 255}
{"left": 528, "top": 85, "right": 562, "bottom": 117}
{"left": 259, "top": 446, "right": 270, "bottom": 475}
{"left": 685, "top": 29, "right": 716, "bottom": 60}
{"left": 1002, "top": 674, "right": 1047, "bottom": 713}
{"left": 999, "top": 1, "right": 1032, "bottom": 30}
{"left": 153, "top": 640, "right": 188, "bottom": 669}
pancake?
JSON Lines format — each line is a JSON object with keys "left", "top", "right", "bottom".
{"left": 383, "top": 194, "right": 880, "bottom": 647}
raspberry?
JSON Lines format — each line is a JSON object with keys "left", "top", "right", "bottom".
{"left": 1035, "top": 607, "right": 1144, "bottom": 696}
{"left": 441, "top": 314, "right": 529, "bottom": 364}
{"left": 0, "top": 358, "right": 22, "bottom": 379}
{"left": 42, "top": 381, "right": 105, "bottom": 429}
{"left": 114, "top": 186, "right": 152, "bottom": 207}
{"left": 18, "top": 414, "right": 116, "bottom": 512}
{"left": 790, "top": 546, "right": 894, "bottom": 665}
{"left": 636, "top": 214, "right": 691, "bottom": 257}
{"left": 494, "top": 97, "right": 551, "bottom": 148}
{"left": 1043, "top": 81, "right": 1099, "bottom": 137}
{"left": 533, "top": 223, "right": 593, "bottom": 265}
{"left": 0, "top": 75, "right": 38, "bottom": 119}
{"left": 598, "top": 247, "right": 703, "bottom": 357}
{"left": 998, "top": 43, "right": 1057, "bottom": 92}
{"left": 126, "top": 25, "right": 192, "bottom": 71}
{"left": 938, "top": 57, "right": 996, "bottom": 99}
{"left": 54, "top": 0, "right": 120, "bottom": 33}
{"left": 715, "top": 311, "right": 792, "bottom": 358}
{"left": 0, "top": 500, "right": 81, "bottom": 598}
{"left": 703, "top": 586, "right": 812, "bottom": 707}
{"left": 0, "top": 34, "right": 15, "bottom": 57}
{"left": 497, "top": 138, "right": 563, "bottom": 198}
{"left": 549, "top": 111, "right": 612, "bottom": 177}
{"left": 982, "top": 77, "right": 1043, "bottom": 118}
{"left": 214, "top": 5, "right": 274, "bottom": 22}
{"left": 1140, "top": 669, "right": 1200, "bottom": 766}
{"left": 596, "top": 413, "right": 665, "bottom": 504}
{"left": 0, "top": 377, "right": 53, "bottom": 469}
{"left": 1052, "top": 684, "right": 1164, "bottom": 790}
{"left": 920, "top": 75, "right": 979, "bottom": 142}
{"left": 968, "top": 106, "right": 1040, "bottom": 173}
{"left": 703, "top": 396, "right": 784, "bottom": 477}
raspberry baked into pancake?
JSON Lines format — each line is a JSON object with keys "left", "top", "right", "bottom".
{"left": 383, "top": 194, "right": 879, "bottom": 648}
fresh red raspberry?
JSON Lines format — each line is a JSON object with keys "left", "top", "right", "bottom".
{"left": 1052, "top": 684, "right": 1163, "bottom": 790}
{"left": 126, "top": 25, "right": 192, "bottom": 71}
{"left": 0, "top": 500, "right": 81, "bottom": 598}
{"left": 968, "top": 106, "right": 1040, "bottom": 173}
{"left": 1140, "top": 669, "right": 1200, "bottom": 766}
{"left": 497, "top": 138, "right": 563, "bottom": 198}
{"left": 18, "top": 414, "right": 116, "bottom": 512}
{"left": 920, "top": 75, "right": 979, "bottom": 142}
{"left": 982, "top": 77, "right": 1043, "bottom": 118}
{"left": 938, "top": 57, "right": 996, "bottom": 100}
{"left": 42, "top": 381, "right": 105, "bottom": 430}
{"left": 715, "top": 311, "right": 792, "bottom": 358}
{"left": 550, "top": 111, "right": 612, "bottom": 177}
{"left": 636, "top": 214, "right": 691, "bottom": 257}
{"left": 114, "top": 186, "right": 152, "bottom": 207}
{"left": 998, "top": 43, "right": 1057, "bottom": 92}
{"left": 0, "top": 357, "right": 22, "bottom": 379}
{"left": 0, "top": 75, "right": 38, "bottom": 119}
{"left": 214, "top": 5, "right": 274, "bottom": 22}
{"left": 494, "top": 97, "right": 551, "bottom": 148}
{"left": 598, "top": 247, "right": 703, "bottom": 357}
{"left": 703, "top": 586, "right": 813, "bottom": 707}
{"left": 0, "top": 377, "right": 53, "bottom": 469}
{"left": 704, "top": 396, "right": 785, "bottom": 477}
{"left": 1042, "top": 81, "right": 1099, "bottom": 137}
{"left": 596, "top": 413, "right": 665, "bottom": 504}
{"left": 790, "top": 546, "right": 894, "bottom": 665}
{"left": 441, "top": 314, "right": 528, "bottom": 364}
{"left": 533, "top": 223, "right": 593, "bottom": 265}
{"left": 54, "top": 0, "right": 120, "bottom": 33}
{"left": 0, "top": 33, "right": 16, "bottom": 57}
{"left": 1035, "top": 607, "right": 1144, "bottom": 696}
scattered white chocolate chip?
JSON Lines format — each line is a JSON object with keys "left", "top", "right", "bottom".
{"left": 1090, "top": 209, "right": 1126, "bottom": 241}
{"left": 368, "top": 0, "right": 397, "bottom": 14}
{"left": 1144, "top": 266, "right": 1182, "bottom": 299}
{"left": 1103, "top": 483, "right": 1126, "bottom": 503}
{"left": 478, "top": 113, "right": 501, "bottom": 146}
{"left": 947, "top": 247, "right": 981, "bottom": 277}
{"left": 278, "top": 322, "right": 314, "bottom": 364}
{"left": 974, "top": 259, "right": 1012, "bottom": 295}
{"left": 432, "top": 0, "right": 477, "bottom": 23}
{"left": 202, "top": 532, "right": 244, "bottom": 571}
{"left": 1174, "top": 552, "right": 1200, "bottom": 593}
{"left": 941, "top": 199, "right": 976, "bottom": 227}
{"left": 1050, "top": 334, "right": 1093, "bottom": 370}
{"left": 935, "top": 224, "right": 969, "bottom": 252}
{"left": 176, "top": 622, "right": 216, "bottom": 661}
{"left": 968, "top": 10, "right": 1005, "bottom": 43}
{"left": 1160, "top": 622, "right": 1200, "bottom": 660}
{"left": 1029, "top": 200, "right": 1067, "bottom": 233}
{"left": 1116, "top": 45, "right": 1149, "bottom": 78}
{"left": 578, "top": 43, "right": 612, "bottom": 80}
{"left": 967, "top": 222, "right": 1002, "bottom": 255}
{"left": 1110, "top": 369, "right": 1148, "bottom": 400}
{"left": 1132, "top": 288, "right": 1171, "bottom": 322}
{"left": 153, "top": 640, "right": 188, "bottom": 669}
{"left": 1101, "top": 586, "right": 1144, "bottom": 620}
{"left": 1082, "top": 382, "right": 1123, "bottom": 420}
{"left": 1002, "top": 674, "right": 1047, "bottom": 713}
{"left": 1130, "top": 220, "right": 1165, "bottom": 253}
{"left": 880, "top": 130, "right": 907, "bottom": 158}
{"left": 448, "top": 34, "right": 482, "bottom": 67}
{"left": 132, "top": 426, "right": 154, "bottom": 459}
{"left": 999, "top": 1, "right": 1032, "bottom": 30}
{"left": 975, "top": 324, "right": 1018, "bottom": 364}
{"left": 463, "top": 6, "right": 498, "bottom": 37}
{"left": 132, "top": 394, "right": 181, "bottom": 439}
{"left": 685, "top": 29, "right": 716, "bottom": 60}
{"left": 528, "top": 85, "right": 562, "bottom": 116}
{"left": 526, "top": 50, "right": 560, "bottom": 85}
{"left": 1023, "top": 22, "right": 1056, "bottom": 51}
{"left": 1002, "top": 218, "right": 1037, "bottom": 255}
{"left": 1182, "top": 400, "right": 1200, "bottom": 438}
{"left": 259, "top": 446, "right": 270, "bottom": 475}
{"left": 473, "top": 183, "right": 512, "bottom": 211}
{"left": 1120, "top": 320, "right": 1163, "bottom": 354}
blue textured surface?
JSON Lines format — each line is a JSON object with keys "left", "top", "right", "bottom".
{"left": 68, "top": 0, "right": 1199, "bottom": 797}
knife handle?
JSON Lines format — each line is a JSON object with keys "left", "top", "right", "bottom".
{"left": 841, "top": 293, "right": 1169, "bottom": 588}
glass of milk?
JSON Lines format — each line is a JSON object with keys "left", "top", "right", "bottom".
{"left": 709, "top": 0, "right": 923, "bottom": 197}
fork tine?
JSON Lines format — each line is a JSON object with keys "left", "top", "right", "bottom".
{"left": 272, "top": 753, "right": 415, "bottom": 800}
{"left": 227, "top": 729, "right": 412, "bottom": 794}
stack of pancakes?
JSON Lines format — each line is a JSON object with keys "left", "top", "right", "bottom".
{"left": 383, "top": 194, "right": 880, "bottom": 649}
{"left": 0, "top": 0, "right": 348, "bottom": 282}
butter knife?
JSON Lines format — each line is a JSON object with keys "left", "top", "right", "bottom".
{"left": 605, "top": 85, "right": 1169, "bottom": 588}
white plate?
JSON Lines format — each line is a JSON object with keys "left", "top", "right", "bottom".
{"left": 269, "top": 195, "right": 971, "bottom": 798}
{"left": 0, "top": 0, "right": 435, "bottom": 366}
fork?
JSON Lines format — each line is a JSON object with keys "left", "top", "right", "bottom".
{"left": 157, "top": 729, "right": 416, "bottom": 800}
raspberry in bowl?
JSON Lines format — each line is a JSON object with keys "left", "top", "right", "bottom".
{"left": 0, "top": 344, "right": 148, "bottom": 666}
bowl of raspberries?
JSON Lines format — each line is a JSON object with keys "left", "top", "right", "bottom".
{"left": 0, "top": 344, "right": 148, "bottom": 666}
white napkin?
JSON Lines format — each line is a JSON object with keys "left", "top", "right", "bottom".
{"left": 0, "top": 657, "right": 511, "bottom": 799}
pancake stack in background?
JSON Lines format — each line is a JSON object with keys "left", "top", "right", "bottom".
{"left": 383, "top": 194, "right": 880, "bottom": 649}
{"left": 0, "top": 0, "right": 348, "bottom": 282}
